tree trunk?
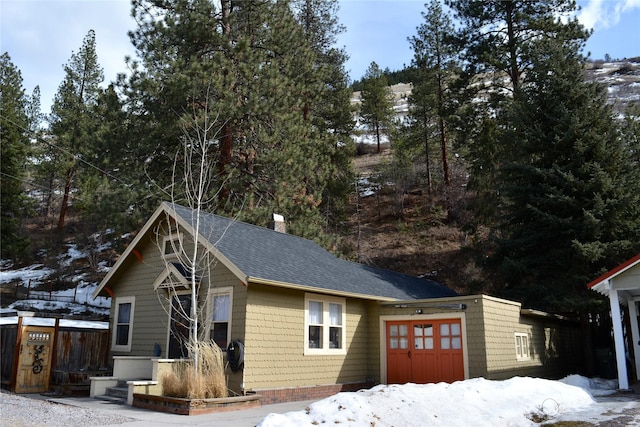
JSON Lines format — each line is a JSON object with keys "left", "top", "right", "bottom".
{"left": 57, "top": 167, "right": 73, "bottom": 231}
{"left": 422, "top": 111, "right": 432, "bottom": 195}
{"left": 439, "top": 115, "right": 452, "bottom": 223}
{"left": 218, "top": 0, "right": 232, "bottom": 206}
{"left": 504, "top": 1, "right": 519, "bottom": 89}
{"left": 219, "top": 123, "right": 233, "bottom": 196}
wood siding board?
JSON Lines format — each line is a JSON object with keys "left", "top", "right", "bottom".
{"left": 243, "top": 284, "right": 371, "bottom": 391}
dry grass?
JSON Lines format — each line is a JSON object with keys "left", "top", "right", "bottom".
{"left": 161, "top": 341, "right": 227, "bottom": 399}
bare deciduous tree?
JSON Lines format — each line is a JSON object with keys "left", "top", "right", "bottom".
{"left": 152, "top": 92, "right": 236, "bottom": 394}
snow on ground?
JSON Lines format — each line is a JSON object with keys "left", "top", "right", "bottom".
{"left": 258, "top": 376, "right": 633, "bottom": 427}
{"left": 0, "top": 263, "right": 54, "bottom": 286}
{"left": 1, "top": 243, "right": 111, "bottom": 317}
{"left": 0, "top": 314, "right": 108, "bottom": 329}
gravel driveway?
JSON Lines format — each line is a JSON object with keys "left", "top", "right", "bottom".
{"left": 0, "top": 391, "right": 134, "bottom": 426}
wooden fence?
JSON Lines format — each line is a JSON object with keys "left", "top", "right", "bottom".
{"left": 1, "top": 315, "right": 111, "bottom": 394}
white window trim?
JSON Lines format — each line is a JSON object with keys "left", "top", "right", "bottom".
{"left": 152, "top": 263, "right": 192, "bottom": 291}
{"left": 164, "top": 290, "right": 193, "bottom": 359}
{"left": 515, "top": 332, "right": 530, "bottom": 361}
{"left": 207, "top": 286, "right": 233, "bottom": 349}
{"left": 304, "top": 293, "right": 346, "bottom": 356}
{"left": 112, "top": 296, "right": 135, "bottom": 352}
{"left": 162, "top": 232, "right": 183, "bottom": 259}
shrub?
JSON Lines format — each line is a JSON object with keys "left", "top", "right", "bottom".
{"left": 161, "top": 341, "right": 228, "bottom": 399}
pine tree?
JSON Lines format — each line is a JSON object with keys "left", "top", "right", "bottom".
{"left": 408, "top": 0, "right": 460, "bottom": 220}
{"left": 492, "top": 38, "right": 640, "bottom": 312}
{"left": 48, "top": 30, "right": 104, "bottom": 231}
{"left": 73, "top": 84, "right": 141, "bottom": 233}
{"left": 124, "top": 0, "right": 351, "bottom": 241}
{"left": 26, "top": 86, "right": 44, "bottom": 133}
{"left": 0, "top": 53, "right": 32, "bottom": 261}
{"left": 446, "top": 0, "right": 589, "bottom": 91}
{"left": 292, "top": 0, "right": 354, "bottom": 230}
{"left": 448, "top": 0, "right": 591, "bottom": 232}
{"left": 359, "top": 61, "right": 394, "bottom": 153}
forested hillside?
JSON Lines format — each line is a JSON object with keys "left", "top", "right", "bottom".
{"left": 2, "top": 0, "right": 640, "bottom": 315}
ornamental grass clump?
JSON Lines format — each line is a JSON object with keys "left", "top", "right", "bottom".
{"left": 161, "top": 341, "right": 227, "bottom": 399}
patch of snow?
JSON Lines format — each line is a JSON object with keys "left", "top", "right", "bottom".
{"left": 258, "top": 376, "right": 623, "bottom": 427}
{"left": 58, "top": 244, "right": 86, "bottom": 267}
{"left": 0, "top": 316, "right": 108, "bottom": 329}
{"left": 559, "top": 374, "right": 618, "bottom": 397}
{"left": 97, "top": 260, "right": 111, "bottom": 273}
{"left": 0, "top": 264, "right": 54, "bottom": 286}
{"left": 8, "top": 298, "right": 109, "bottom": 316}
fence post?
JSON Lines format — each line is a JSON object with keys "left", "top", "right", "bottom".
{"left": 10, "top": 316, "right": 23, "bottom": 392}
{"left": 26, "top": 279, "right": 31, "bottom": 299}
{"left": 50, "top": 318, "right": 60, "bottom": 387}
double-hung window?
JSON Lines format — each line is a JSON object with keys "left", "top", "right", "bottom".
{"left": 304, "top": 294, "right": 346, "bottom": 355}
{"left": 209, "top": 287, "right": 233, "bottom": 349}
{"left": 112, "top": 296, "right": 135, "bottom": 352}
{"left": 515, "top": 332, "right": 530, "bottom": 361}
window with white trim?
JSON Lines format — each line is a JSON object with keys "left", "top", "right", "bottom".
{"left": 515, "top": 332, "right": 530, "bottom": 361}
{"left": 209, "top": 287, "right": 233, "bottom": 350}
{"left": 304, "top": 294, "right": 346, "bottom": 355}
{"left": 162, "top": 232, "right": 183, "bottom": 258}
{"left": 112, "top": 296, "right": 135, "bottom": 352}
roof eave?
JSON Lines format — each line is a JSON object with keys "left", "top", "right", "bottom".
{"left": 587, "top": 253, "right": 640, "bottom": 290}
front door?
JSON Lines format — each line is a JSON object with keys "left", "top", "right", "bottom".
{"left": 387, "top": 319, "right": 464, "bottom": 384}
{"left": 168, "top": 294, "right": 192, "bottom": 359}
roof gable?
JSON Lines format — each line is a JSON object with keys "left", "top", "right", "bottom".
{"left": 587, "top": 253, "right": 640, "bottom": 290}
{"left": 152, "top": 262, "right": 192, "bottom": 291}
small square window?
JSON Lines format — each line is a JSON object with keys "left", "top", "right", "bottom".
{"left": 162, "top": 233, "right": 183, "bottom": 258}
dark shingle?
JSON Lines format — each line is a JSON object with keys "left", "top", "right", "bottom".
{"left": 171, "top": 204, "right": 457, "bottom": 300}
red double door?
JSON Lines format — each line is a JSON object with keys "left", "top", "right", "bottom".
{"left": 386, "top": 319, "right": 464, "bottom": 384}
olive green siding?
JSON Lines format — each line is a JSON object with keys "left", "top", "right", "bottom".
{"left": 108, "top": 228, "right": 248, "bottom": 363}
{"left": 481, "top": 296, "right": 530, "bottom": 378}
{"left": 366, "top": 302, "right": 382, "bottom": 383}
{"left": 109, "top": 234, "right": 171, "bottom": 357}
{"left": 242, "top": 284, "right": 374, "bottom": 391}
{"left": 480, "top": 296, "right": 581, "bottom": 380}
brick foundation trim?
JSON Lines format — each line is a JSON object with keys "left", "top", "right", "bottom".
{"left": 252, "top": 381, "right": 375, "bottom": 405}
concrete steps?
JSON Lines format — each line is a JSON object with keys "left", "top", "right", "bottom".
{"left": 95, "top": 380, "right": 128, "bottom": 404}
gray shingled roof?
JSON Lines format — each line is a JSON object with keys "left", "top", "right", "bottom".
{"left": 171, "top": 204, "right": 457, "bottom": 300}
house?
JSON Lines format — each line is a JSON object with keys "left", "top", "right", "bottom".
{"left": 588, "top": 253, "right": 640, "bottom": 390}
{"left": 91, "top": 202, "right": 581, "bottom": 405}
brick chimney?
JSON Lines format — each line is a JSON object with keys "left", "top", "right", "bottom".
{"left": 269, "top": 213, "right": 286, "bottom": 233}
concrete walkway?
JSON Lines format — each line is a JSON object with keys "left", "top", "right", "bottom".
{"left": 27, "top": 393, "right": 317, "bottom": 426}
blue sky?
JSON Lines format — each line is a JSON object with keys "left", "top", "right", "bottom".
{"left": 2, "top": 0, "right": 639, "bottom": 114}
